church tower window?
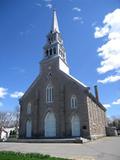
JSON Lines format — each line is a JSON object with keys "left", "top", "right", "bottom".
{"left": 50, "top": 49, "right": 52, "bottom": 55}
{"left": 46, "top": 84, "right": 53, "bottom": 103}
{"left": 71, "top": 95, "right": 77, "bottom": 109}
{"left": 53, "top": 47, "right": 56, "bottom": 54}
{"left": 46, "top": 50, "right": 48, "bottom": 57}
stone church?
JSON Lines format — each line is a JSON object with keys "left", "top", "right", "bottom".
{"left": 19, "top": 11, "right": 106, "bottom": 140}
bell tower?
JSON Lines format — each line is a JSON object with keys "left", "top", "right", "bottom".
{"left": 41, "top": 10, "right": 69, "bottom": 75}
{"left": 43, "top": 10, "right": 67, "bottom": 63}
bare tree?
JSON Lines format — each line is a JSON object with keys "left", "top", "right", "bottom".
{"left": 0, "top": 112, "right": 14, "bottom": 128}
{"left": 14, "top": 105, "right": 20, "bottom": 137}
{"left": 107, "top": 116, "right": 120, "bottom": 130}
{"left": 0, "top": 106, "right": 20, "bottom": 138}
{"left": 0, "top": 112, "right": 15, "bottom": 138}
{"left": 0, "top": 112, "right": 7, "bottom": 128}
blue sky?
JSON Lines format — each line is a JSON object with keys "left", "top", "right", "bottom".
{"left": 0, "top": 0, "right": 120, "bottom": 117}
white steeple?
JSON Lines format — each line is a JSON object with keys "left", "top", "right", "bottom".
{"left": 42, "top": 10, "right": 69, "bottom": 74}
{"left": 44, "top": 10, "right": 67, "bottom": 64}
{"left": 52, "top": 10, "right": 60, "bottom": 33}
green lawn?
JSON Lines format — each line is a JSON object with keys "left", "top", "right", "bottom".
{"left": 0, "top": 151, "right": 68, "bottom": 160}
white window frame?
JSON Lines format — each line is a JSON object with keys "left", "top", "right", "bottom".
{"left": 27, "top": 102, "right": 31, "bottom": 114}
{"left": 71, "top": 95, "right": 77, "bottom": 109}
{"left": 46, "top": 84, "right": 53, "bottom": 103}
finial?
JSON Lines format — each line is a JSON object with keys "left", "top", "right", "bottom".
{"left": 52, "top": 9, "right": 60, "bottom": 33}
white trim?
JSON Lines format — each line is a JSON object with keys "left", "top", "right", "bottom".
{"left": 68, "top": 74, "right": 87, "bottom": 88}
{"left": 59, "top": 58, "right": 69, "bottom": 74}
{"left": 46, "top": 84, "right": 53, "bottom": 103}
{"left": 59, "top": 66, "right": 87, "bottom": 88}
{"left": 27, "top": 102, "right": 31, "bottom": 114}
{"left": 71, "top": 95, "right": 77, "bottom": 109}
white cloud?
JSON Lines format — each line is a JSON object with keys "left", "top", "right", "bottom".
{"left": 10, "top": 67, "right": 25, "bottom": 73}
{"left": 94, "top": 26, "right": 109, "bottom": 38}
{"left": 73, "top": 16, "right": 81, "bottom": 21}
{"left": 112, "top": 98, "right": 120, "bottom": 105}
{"left": 10, "top": 91, "right": 24, "bottom": 98}
{"left": 46, "top": 4, "right": 52, "bottom": 9}
{"left": 73, "top": 17, "right": 83, "bottom": 24}
{"left": 98, "top": 74, "right": 120, "bottom": 84}
{"left": 103, "top": 104, "right": 111, "bottom": 108}
{"left": 0, "top": 87, "right": 8, "bottom": 98}
{"left": 35, "top": 3, "right": 41, "bottom": 7}
{"left": 0, "top": 102, "right": 3, "bottom": 107}
{"left": 94, "top": 9, "right": 120, "bottom": 76}
{"left": 73, "top": 7, "right": 81, "bottom": 12}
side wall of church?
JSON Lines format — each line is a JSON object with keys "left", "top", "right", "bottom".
{"left": 86, "top": 96, "right": 106, "bottom": 139}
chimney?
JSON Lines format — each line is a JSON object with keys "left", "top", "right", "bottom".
{"left": 94, "top": 85, "right": 99, "bottom": 102}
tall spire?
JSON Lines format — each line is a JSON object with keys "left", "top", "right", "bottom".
{"left": 44, "top": 10, "right": 67, "bottom": 64}
{"left": 52, "top": 10, "right": 60, "bottom": 33}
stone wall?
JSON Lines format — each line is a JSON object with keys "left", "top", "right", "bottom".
{"left": 87, "top": 96, "right": 106, "bottom": 139}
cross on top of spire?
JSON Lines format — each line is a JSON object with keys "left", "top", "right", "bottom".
{"left": 52, "top": 9, "right": 60, "bottom": 33}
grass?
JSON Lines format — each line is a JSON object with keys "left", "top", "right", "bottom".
{"left": 0, "top": 151, "right": 68, "bottom": 160}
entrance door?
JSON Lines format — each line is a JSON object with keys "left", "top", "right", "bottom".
{"left": 71, "top": 115, "right": 80, "bottom": 137}
{"left": 44, "top": 112, "right": 56, "bottom": 137}
{"left": 26, "top": 120, "right": 32, "bottom": 138}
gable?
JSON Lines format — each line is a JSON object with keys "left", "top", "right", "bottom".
{"left": 19, "top": 75, "right": 41, "bottom": 102}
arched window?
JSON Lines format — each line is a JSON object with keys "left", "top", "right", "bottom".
{"left": 71, "top": 95, "right": 77, "bottom": 108}
{"left": 71, "top": 114, "right": 80, "bottom": 137}
{"left": 27, "top": 102, "right": 31, "bottom": 114}
{"left": 46, "top": 84, "right": 53, "bottom": 103}
{"left": 44, "top": 112, "right": 56, "bottom": 137}
{"left": 26, "top": 120, "right": 32, "bottom": 138}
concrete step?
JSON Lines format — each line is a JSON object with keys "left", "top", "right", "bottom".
{"left": 6, "top": 137, "right": 90, "bottom": 143}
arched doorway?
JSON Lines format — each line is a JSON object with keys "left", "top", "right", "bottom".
{"left": 26, "top": 120, "right": 32, "bottom": 138}
{"left": 71, "top": 115, "right": 80, "bottom": 137}
{"left": 44, "top": 112, "right": 56, "bottom": 137}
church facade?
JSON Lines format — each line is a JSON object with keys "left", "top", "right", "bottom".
{"left": 19, "top": 11, "right": 106, "bottom": 140}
